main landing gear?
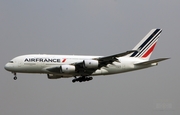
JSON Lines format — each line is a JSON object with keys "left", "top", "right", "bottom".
{"left": 13, "top": 72, "right": 17, "bottom": 80}
{"left": 72, "top": 76, "right": 93, "bottom": 83}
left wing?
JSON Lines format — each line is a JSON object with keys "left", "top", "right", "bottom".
{"left": 95, "top": 50, "right": 136, "bottom": 68}
{"left": 72, "top": 50, "right": 136, "bottom": 76}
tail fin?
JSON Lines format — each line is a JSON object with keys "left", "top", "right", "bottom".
{"left": 129, "top": 29, "right": 162, "bottom": 60}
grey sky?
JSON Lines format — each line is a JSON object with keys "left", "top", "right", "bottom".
{"left": 0, "top": 0, "right": 179, "bottom": 115}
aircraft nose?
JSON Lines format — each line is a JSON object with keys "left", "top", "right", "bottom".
{"left": 4, "top": 63, "right": 11, "bottom": 71}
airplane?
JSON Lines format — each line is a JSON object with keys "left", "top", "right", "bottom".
{"left": 4, "top": 29, "right": 169, "bottom": 83}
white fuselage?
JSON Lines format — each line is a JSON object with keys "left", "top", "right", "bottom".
{"left": 5, "top": 54, "right": 154, "bottom": 78}
{"left": 4, "top": 29, "right": 168, "bottom": 82}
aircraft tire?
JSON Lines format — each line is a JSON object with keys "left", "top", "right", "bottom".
{"left": 14, "top": 76, "right": 17, "bottom": 80}
{"left": 72, "top": 79, "right": 76, "bottom": 83}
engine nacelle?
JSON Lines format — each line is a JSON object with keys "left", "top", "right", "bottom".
{"left": 60, "top": 65, "right": 75, "bottom": 73}
{"left": 47, "top": 74, "right": 62, "bottom": 79}
{"left": 83, "top": 60, "right": 99, "bottom": 68}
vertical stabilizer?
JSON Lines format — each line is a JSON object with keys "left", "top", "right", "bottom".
{"left": 129, "top": 29, "right": 162, "bottom": 60}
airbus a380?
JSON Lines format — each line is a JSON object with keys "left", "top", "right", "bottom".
{"left": 5, "top": 29, "right": 169, "bottom": 83}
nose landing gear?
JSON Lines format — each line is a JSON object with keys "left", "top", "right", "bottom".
{"left": 13, "top": 72, "right": 17, "bottom": 80}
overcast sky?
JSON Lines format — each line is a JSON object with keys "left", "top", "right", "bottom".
{"left": 0, "top": 0, "right": 179, "bottom": 115}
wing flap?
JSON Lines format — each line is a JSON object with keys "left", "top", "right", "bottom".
{"left": 135, "top": 58, "right": 169, "bottom": 65}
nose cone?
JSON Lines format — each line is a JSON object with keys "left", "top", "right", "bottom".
{"left": 4, "top": 63, "right": 11, "bottom": 71}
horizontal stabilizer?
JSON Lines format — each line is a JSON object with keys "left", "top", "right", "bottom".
{"left": 135, "top": 58, "right": 170, "bottom": 65}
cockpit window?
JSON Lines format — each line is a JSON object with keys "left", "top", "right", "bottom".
{"left": 9, "top": 61, "right": 14, "bottom": 63}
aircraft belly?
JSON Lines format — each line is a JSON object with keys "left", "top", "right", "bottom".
{"left": 97, "top": 64, "right": 135, "bottom": 75}
{"left": 101, "top": 67, "right": 122, "bottom": 75}
{"left": 92, "top": 67, "right": 121, "bottom": 76}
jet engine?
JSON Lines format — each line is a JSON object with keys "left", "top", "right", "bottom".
{"left": 83, "top": 60, "right": 99, "bottom": 68}
{"left": 47, "top": 74, "right": 62, "bottom": 79}
{"left": 60, "top": 65, "right": 76, "bottom": 73}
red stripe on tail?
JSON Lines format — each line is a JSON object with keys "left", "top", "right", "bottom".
{"left": 142, "top": 43, "right": 157, "bottom": 58}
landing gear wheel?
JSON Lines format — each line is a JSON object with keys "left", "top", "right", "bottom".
{"left": 72, "top": 79, "right": 76, "bottom": 83}
{"left": 72, "top": 76, "right": 93, "bottom": 83}
{"left": 13, "top": 73, "right": 17, "bottom": 80}
{"left": 14, "top": 76, "right": 17, "bottom": 80}
{"left": 88, "top": 77, "right": 93, "bottom": 81}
